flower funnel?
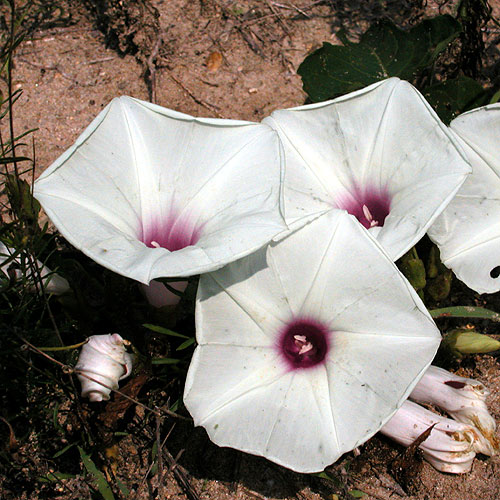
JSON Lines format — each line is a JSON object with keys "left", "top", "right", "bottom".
{"left": 34, "top": 97, "right": 286, "bottom": 284}
{"left": 263, "top": 78, "right": 470, "bottom": 260}
{"left": 428, "top": 104, "right": 500, "bottom": 294}
{"left": 184, "top": 210, "right": 441, "bottom": 472}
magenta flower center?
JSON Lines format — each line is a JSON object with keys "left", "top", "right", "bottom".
{"left": 140, "top": 213, "right": 201, "bottom": 251}
{"left": 337, "top": 187, "right": 391, "bottom": 230}
{"left": 279, "top": 318, "right": 330, "bottom": 370}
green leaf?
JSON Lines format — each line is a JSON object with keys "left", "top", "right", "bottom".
{"left": 430, "top": 306, "right": 500, "bottom": 321}
{"left": 176, "top": 337, "right": 195, "bottom": 351}
{"left": 143, "top": 323, "right": 189, "bottom": 339}
{"left": 116, "top": 478, "right": 130, "bottom": 496}
{"left": 349, "top": 490, "right": 366, "bottom": 498}
{"left": 52, "top": 442, "right": 75, "bottom": 458}
{"left": 78, "top": 446, "right": 115, "bottom": 500}
{"left": 298, "top": 15, "right": 461, "bottom": 101}
{"left": 424, "top": 75, "right": 490, "bottom": 124}
{"left": 151, "top": 357, "right": 181, "bottom": 365}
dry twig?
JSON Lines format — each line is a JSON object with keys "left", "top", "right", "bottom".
{"left": 169, "top": 74, "right": 222, "bottom": 117}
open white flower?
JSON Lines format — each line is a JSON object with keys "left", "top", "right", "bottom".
{"left": 0, "top": 241, "right": 69, "bottom": 295}
{"left": 75, "top": 333, "right": 133, "bottom": 402}
{"left": 263, "top": 77, "right": 470, "bottom": 260}
{"left": 34, "top": 97, "right": 286, "bottom": 284}
{"left": 184, "top": 210, "right": 440, "bottom": 472}
{"left": 428, "top": 104, "right": 500, "bottom": 293}
{"left": 410, "top": 365, "right": 498, "bottom": 455}
{"left": 380, "top": 400, "right": 479, "bottom": 474}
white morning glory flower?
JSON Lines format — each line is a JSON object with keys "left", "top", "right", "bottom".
{"left": 34, "top": 97, "right": 286, "bottom": 284}
{"left": 184, "top": 210, "right": 441, "bottom": 473}
{"left": 263, "top": 77, "right": 471, "bottom": 260}
{"left": 428, "top": 104, "right": 500, "bottom": 293}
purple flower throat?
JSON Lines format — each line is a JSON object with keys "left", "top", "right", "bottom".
{"left": 337, "top": 187, "right": 391, "bottom": 230}
{"left": 140, "top": 212, "right": 202, "bottom": 251}
{"left": 278, "top": 318, "right": 330, "bottom": 370}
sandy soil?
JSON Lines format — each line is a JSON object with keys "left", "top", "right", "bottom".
{"left": 2, "top": 1, "right": 500, "bottom": 499}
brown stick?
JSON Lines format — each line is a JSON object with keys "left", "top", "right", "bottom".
{"left": 169, "top": 74, "right": 223, "bottom": 117}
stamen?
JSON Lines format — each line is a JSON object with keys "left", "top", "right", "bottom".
{"left": 362, "top": 204, "right": 373, "bottom": 223}
{"left": 150, "top": 240, "right": 161, "bottom": 248}
{"left": 362, "top": 205, "right": 380, "bottom": 227}
{"left": 294, "top": 334, "right": 314, "bottom": 355}
{"left": 298, "top": 343, "right": 314, "bottom": 355}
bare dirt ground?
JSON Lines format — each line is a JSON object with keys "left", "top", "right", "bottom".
{"left": 3, "top": 0, "right": 500, "bottom": 499}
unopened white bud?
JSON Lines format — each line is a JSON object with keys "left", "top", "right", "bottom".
{"left": 75, "top": 334, "right": 133, "bottom": 402}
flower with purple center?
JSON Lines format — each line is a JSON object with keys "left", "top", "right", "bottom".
{"left": 278, "top": 317, "right": 330, "bottom": 370}
{"left": 34, "top": 97, "right": 286, "bottom": 284}
{"left": 184, "top": 210, "right": 441, "bottom": 472}
{"left": 263, "top": 77, "right": 471, "bottom": 260}
{"left": 428, "top": 104, "right": 500, "bottom": 294}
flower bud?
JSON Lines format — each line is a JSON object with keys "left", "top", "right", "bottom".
{"left": 443, "top": 329, "right": 500, "bottom": 357}
{"left": 75, "top": 334, "right": 133, "bottom": 402}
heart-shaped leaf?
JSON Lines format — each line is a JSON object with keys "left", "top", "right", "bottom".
{"left": 298, "top": 15, "right": 461, "bottom": 102}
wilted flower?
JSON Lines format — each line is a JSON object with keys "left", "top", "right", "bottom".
{"left": 75, "top": 334, "right": 133, "bottom": 402}
{"left": 34, "top": 97, "right": 286, "bottom": 284}
{"left": 184, "top": 210, "right": 440, "bottom": 472}
{"left": 410, "top": 365, "right": 498, "bottom": 455}
{"left": 263, "top": 77, "right": 470, "bottom": 260}
{"left": 380, "top": 400, "right": 480, "bottom": 474}
{"left": 0, "top": 241, "right": 69, "bottom": 295}
{"left": 428, "top": 104, "right": 500, "bottom": 293}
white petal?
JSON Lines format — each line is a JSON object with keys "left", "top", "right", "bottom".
{"left": 428, "top": 104, "right": 500, "bottom": 293}
{"left": 34, "top": 97, "right": 286, "bottom": 284}
{"left": 264, "top": 78, "right": 470, "bottom": 260}
{"left": 185, "top": 211, "right": 441, "bottom": 472}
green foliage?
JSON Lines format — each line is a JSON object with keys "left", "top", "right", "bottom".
{"left": 78, "top": 446, "right": 116, "bottom": 500}
{"left": 298, "top": 15, "right": 461, "bottom": 102}
{"left": 423, "top": 75, "right": 491, "bottom": 124}
{"left": 430, "top": 305, "right": 500, "bottom": 321}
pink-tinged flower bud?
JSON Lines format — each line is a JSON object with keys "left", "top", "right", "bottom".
{"left": 75, "top": 334, "right": 133, "bottom": 402}
{"left": 380, "top": 400, "right": 479, "bottom": 474}
{"left": 410, "top": 365, "right": 498, "bottom": 456}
